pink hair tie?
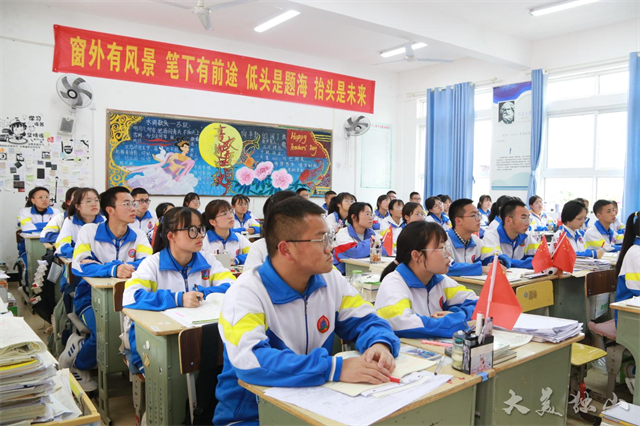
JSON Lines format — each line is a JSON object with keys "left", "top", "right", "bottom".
{"left": 393, "top": 259, "right": 399, "bottom": 265}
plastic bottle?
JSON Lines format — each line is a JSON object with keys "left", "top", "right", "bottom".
{"left": 351, "top": 270, "right": 364, "bottom": 296}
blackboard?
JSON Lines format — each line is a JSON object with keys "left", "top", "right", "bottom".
{"left": 107, "top": 110, "right": 332, "bottom": 197}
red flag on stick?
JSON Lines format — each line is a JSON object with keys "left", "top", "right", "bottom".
{"left": 382, "top": 228, "right": 393, "bottom": 256}
{"left": 472, "top": 255, "right": 522, "bottom": 330}
{"left": 532, "top": 236, "right": 553, "bottom": 273}
{"left": 552, "top": 231, "right": 577, "bottom": 274}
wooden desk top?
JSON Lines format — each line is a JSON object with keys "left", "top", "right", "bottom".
{"left": 452, "top": 273, "right": 562, "bottom": 288}
{"left": 85, "top": 277, "right": 124, "bottom": 289}
{"left": 59, "top": 257, "right": 72, "bottom": 265}
{"left": 122, "top": 308, "right": 186, "bottom": 336}
{"left": 610, "top": 300, "right": 640, "bottom": 315}
{"left": 239, "top": 361, "right": 481, "bottom": 426}
{"left": 20, "top": 233, "right": 42, "bottom": 239}
{"left": 43, "top": 243, "right": 54, "bottom": 250}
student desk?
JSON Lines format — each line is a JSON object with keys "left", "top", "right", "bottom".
{"left": 122, "top": 308, "right": 189, "bottom": 426}
{"left": 452, "top": 274, "right": 561, "bottom": 297}
{"left": 86, "top": 277, "right": 127, "bottom": 424}
{"left": 609, "top": 300, "right": 640, "bottom": 404}
{"left": 342, "top": 257, "right": 392, "bottom": 276}
{"left": 239, "top": 363, "right": 481, "bottom": 425}
{"left": 43, "top": 242, "right": 54, "bottom": 250}
{"left": 404, "top": 334, "right": 584, "bottom": 426}
{"left": 21, "top": 233, "right": 47, "bottom": 302}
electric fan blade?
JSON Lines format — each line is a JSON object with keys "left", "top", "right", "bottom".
{"left": 413, "top": 58, "right": 454, "bottom": 63}
{"left": 197, "top": 12, "right": 213, "bottom": 30}
{"left": 207, "top": 0, "right": 256, "bottom": 11}
{"left": 405, "top": 42, "right": 415, "bottom": 57}
{"left": 151, "top": 0, "right": 194, "bottom": 10}
{"left": 372, "top": 59, "right": 406, "bottom": 65}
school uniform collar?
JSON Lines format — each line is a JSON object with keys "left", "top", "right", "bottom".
{"left": 387, "top": 219, "right": 404, "bottom": 229}
{"left": 72, "top": 214, "right": 105, "bottom": 226}
{"left": 206, "top": 229, "right": 238, "bottom": 244}
{"left": 136, "top": 210, "right": 153, "bottom": 221}
{"left": 447, "top": 228, "right": 477, "bottom": 249}
{"left": 234, "top": 211, "right": 253, "bottom": 224}
{"left": 634, "top": 237, "right": 640, "bottom": 247}
{"left": 497, "top": 224, "right": 528, "bottom": 247}
{"left": 159, "top": 248, "right": 210, "bottom": 274}
{"left": 375, "top": 209, "right": 390, "bottom": 219}
{"left": 530, "top": 210, "right": 546, "bottom": 220}
{"left": 258, "top": 257, "right": 327, "bottom": 304}
{"left": 561, "top": 226, "right": 584, "bottom": 242}
{"left": 347, "top": 224, "right": 375, "bottom": 241}
{"left": 322, "top": 203, "right": 328, "bottom": 210}
{"left": 31, "top": 206, "right": 54, "bottom": 216}
{"left": 479, "top": 208, "right": 490, "bottom": 216}
{"left": 594, "top": 220, "right": 614, "bottom": 239}
{"left": 429, "top": 213, "right": 449, "bottom": 225}
{"left": 396, "top": 263, "right": 445, "bottom": 292}
{"left": 95, "top": 221, "right": 137, "bottom": 244}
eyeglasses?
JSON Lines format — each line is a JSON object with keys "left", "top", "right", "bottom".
{"left": 114, "top": 201, "right": 139, "bottom": 210}
{"left": 216, "top": 210, "right": 234, "bottom": 219}
{"left": 234, "top": 202, "right": 248, "bottom": 207}
{"left": 362, "top": 212, "right": 373, "bottom": 218}
{"left": 286, "top": 231, "right": 335, "bottom": 252}
{"left": 412, "top": 212, "right": 427, "bottom": 219}
{"left": 511, "top": 215, "right": 531, "bottom": 223}
{"left": 81, "top": 198, "right": 100, "bottom": 206}
{"left": 190, "top": 200, "right": 201, "bottom": 206}
{"left": 33, "top": 195, "right": 50, "bottom": 200}
{"left": 421, "top": 246, "right": 452, "bottom": 257}
{"left": 463, "top": 213, "right": 482, "bottom": 220}
{"left": 136, "top": 199, "right": 151, "bottom": 205}
{"left": 175, "top": 225, "right": 207, "bottom": 239}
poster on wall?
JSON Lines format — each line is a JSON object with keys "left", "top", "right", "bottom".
{"left": 490, "top": 82, "right": 532, "bottom": 191}
{"left": 360, "top": 123, "right": 392, "bottom": 189}
{"left": 107, "top": 110, "right": 332, "bottom": 197}
{"left": 0, "top": 115, "right": 91, "bottom": 199}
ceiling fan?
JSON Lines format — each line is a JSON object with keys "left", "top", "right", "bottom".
{"left": 375, "top": 42, "right": 453, "bottom": 65}
{"left": 151, "top": 0, "right": 256, "bottom": 31}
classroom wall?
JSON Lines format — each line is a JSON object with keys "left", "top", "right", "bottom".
{"left": 0, "top": 2, "right": 400, "bottom": 262}
{"left": 396, "top": 17, "right": 640, "bottom": 203}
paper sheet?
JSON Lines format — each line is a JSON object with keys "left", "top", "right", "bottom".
{"left": 264, "top": 372, "right": 451, "bottom": 426}
{"left": 492, "top": 330, "right": 533, "bottom": 348}
{"left": 163, "top": 293, "right": 224, "bottom": 327}
{"left": 623, "top": 296, "right": 640, "bottom": 307}
{"left": 0, "top": 316, "right": 47, "bottom": 358}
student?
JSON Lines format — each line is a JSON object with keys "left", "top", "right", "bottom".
{"left": 487, "top": 195, "right": 513, "bottom": 232}
{"left": 446, "top": 198, "right": 493, "bottom": 276}
{"left": 183, "top": 192, "right": 200, "bottom": 210}
{"left": 202, "top": 200, "right": 252, "bottom": 265}
{"left": 296, "top": 187, "right": 310, "bottom": 199}
{"left": 551, "top": 200, "right": 603, "bottom": 259}
{"left": 41, "top": 187, "right": 79, "bottom": 243}
{"left": 584, "top": 200, "right": 622, "bottom": 252}
{"left": 214, "top": 198, "right": 400, "bottom": 426}
{"left": 612, "top": 201, "right": 625, "bottom": 245}
{"left": 123, "top": 207, "right": 235, "bottom": 372}
{"left": 615, "top": 211, "right": 640, "bottom": 322}
{"left": 376, "top": 221, "right": 478, "bottom": 338}
{"left": 374, "top": 194, "right": 391, "bottom": 222}
{"left": 333, "top": 202, "right": 388, "bottom": 274}
{"left": 325, "top": 192, "right": 356, "bottom": 233}
{"left": 409, "top": 192, "right": 422, "bottom": 204}
{"left": 150, "top": 202, "right": 174, "bottom": 250}
{"left": 481, "top": 199, "right": 539, "bottom": 269}
{"left": 437, "top": 194, "right": 452, "bottom": 215}
{"left": 528, "top": 195, "right": 555, "bottom": 232}
{"left": 387, "top": 190, "right": 397, "bottom": 200}
{"left": 575, "top": 198, "right": 592, "bottom": 230}
{"left": 130, "top": 188, "right": 156, "bottom": 241}
{"left": 322, "top": 190, "right": 336, "bottom": 213}
{"left": 244, "top": 191, "right": 296, "bottom": 270}
{"left": 18, "top": 187, "right": 59, "bottom": 234}
{"left": 477, "top": 195, "right": 492, "bottom": 228}
{"left": 231, "top": 194, "right": 261, "bottom": 235}
{"left": 380, "top": 199, "right": 405, "bottom": 255}
{"left": 55, "top": 188, "right": 105, "bottom": 258}
{"left": 59, "top": 187, "right": 152, "bottom": 391}
{"left": 403, "top": 202, "right": 426, "bottom": 225}
{"left": 425, "top": 196, "right": 452, "bottom": 231}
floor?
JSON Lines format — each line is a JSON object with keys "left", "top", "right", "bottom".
{"left": 12, "top": 280, "right": 634, "bottom": 426}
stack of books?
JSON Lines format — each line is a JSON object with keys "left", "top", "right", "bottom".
{"left": 600, "top": 401, "right": 639, "bottom": 426}
{"left": 509, "top": 313, "right": 582, "bottom": 343}
{"left": 574, "top": 257, "right": 612, "bottom": 272}
{"left": 492, "top": 341, "right": 517, "bottom": 365}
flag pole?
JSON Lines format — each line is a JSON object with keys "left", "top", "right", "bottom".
{"left": 485, "top": 252, "right": 499, "bottom": 321}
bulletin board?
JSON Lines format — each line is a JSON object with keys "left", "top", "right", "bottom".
{"left": 107, "top": 110, "right": 333, "bottom": 197}
{"left": 0, "top": 115, "right": 90, "bottom": 201}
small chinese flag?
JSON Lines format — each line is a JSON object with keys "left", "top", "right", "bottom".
{"left": 532, "top": 237, "right": 553, "bottom": 273}
{"left": 382, "top": 228, "right": 393, "bottom": 256}
{"left": 552, "top": 232, "right": 577, "bottom": 274}
{"left": 472, "top": 259, "right": 522, "bottom": 330}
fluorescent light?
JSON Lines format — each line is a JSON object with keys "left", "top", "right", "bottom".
{"left": 530, "top": 0, "right": 599, "bottom": 16}
{"left": 254, "top": 10, "right": 300, "bottom": 33}
{"left": 380, "top": 42, "right": 427, "bottom": 58}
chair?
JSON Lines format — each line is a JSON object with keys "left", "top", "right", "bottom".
{"left": 515, "top": 280, "right": 606, "bottom": 422}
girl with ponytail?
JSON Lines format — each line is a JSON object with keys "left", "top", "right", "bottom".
{"left": 615, "top": 211, "right": 640, "bottom": 323}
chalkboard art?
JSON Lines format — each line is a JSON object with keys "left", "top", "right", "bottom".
{"left": 107, "top": 111, "right": 332, "bottom": 197}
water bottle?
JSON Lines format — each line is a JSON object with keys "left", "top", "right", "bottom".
{"left": 370, "top": 233, "right": 382, "bottom": 264}
{"left": 351, "top": 270, "right": 364, "bottom": 296}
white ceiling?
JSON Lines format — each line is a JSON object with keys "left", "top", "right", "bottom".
{"left": 17, "top": 0, "right": 640, "bottom": 72}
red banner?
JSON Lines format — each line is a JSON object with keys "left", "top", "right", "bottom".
{"left": 52, "top": 25, "right": 375, "bottom": 113}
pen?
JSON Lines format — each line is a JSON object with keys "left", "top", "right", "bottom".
{"left": 387, "top": 376, "right": 400, "bottom": 383}
{"left": 421, "top": 340, "right": 453, "bottom": 348}
{"left": 434, "top": 355, "right": 445, "bottom": 375}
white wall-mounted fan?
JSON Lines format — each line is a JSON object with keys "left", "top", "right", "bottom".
{"left": 344, "top": 115, "right": 371, "bottom": 169}
{"left": 375, "top": 42, "right": 453, "bottom": 65}
{"left": 56, "top": 74, "right": 93, "bottom": 110}
{"left": 151, "top": 0, "right": 256, "bottom": 31}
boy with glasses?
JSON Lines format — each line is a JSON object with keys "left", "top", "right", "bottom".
{"left": 130, "top": 187, "right": 156, "bottom": 242}
{"left": 59, "top": 187, "right": 152, "bottom": 390}
{"left": 214, "top": 198, "right": 400, "bottom": 425}
{"left": 480, "top": 199, "right": 540, "bottom": 269}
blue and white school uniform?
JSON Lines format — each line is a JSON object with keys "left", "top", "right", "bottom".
{"left": 322, "top": 202, "right": 329, "bottom": 214}
{"left": 445, "top": 229, "right": 484, "bottom": 276}
{"left": 380, "top": 218, "right": 404, "bottom": 255}
{"left": 243, "top": 238, "right": 267, "bottom": 271}
{"left": 376, "top": 263, "right": 478, "bottom": 338}
{"left": 130, "top": 210, "right": 156, "bottom": 242}
{"left": 71, "top": 222, "right": 152, "bottom": 370}
{"left": 41, "top": 211, "right": 67, "bottom": 243}
{"left": 123, "top": 249, "right": 235, "bottom": 370}
{"left": 325, "top": 211, "right": 346, "bottom": 233}
{"left": 214, "top": 258, "right": 400, "bottom": 426}
{"left": 551, "top": 226, "right": 599, "bottom": 258}
{"left": 583, "top": 221, "right": 621, "bottom": 253}
{"left": 202, "top": 229, "right": 252, "bottom": 265}
{"left": 425, "top": 213, "right": 452, "bottom": 231}
{"left": 18, "top": 206, "right": 59, "bottom": 234}
{"left": 613, "top": 218, "right": 625, "bottom": 245}
{"left": 529, "top": 211, "right": 555, "bottom": 232}
{"left": 486, "top": 217, "right": 502, "bottom": 233}
{"left": 56, "top": 214, "right": 105, "bottom": 258}
{"left": 481, "top": 224, "right": 539, "bottom": 269}
{"left": 616, "top": 238, "right": 640, "bottom": 323}
{"left": 479, "top": 208, "right": 491, "bottom": 228}
{"left": 233, "top": 211, "right": 261, "bottom": 234}
{"left": 333, "top": 225, "right": 387, "bottom": 275}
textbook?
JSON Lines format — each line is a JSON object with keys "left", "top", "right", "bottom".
{"left": 163, "top": 293, "right": 224, "bottom": 327}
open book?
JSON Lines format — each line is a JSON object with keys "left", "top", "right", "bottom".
{"left": 163, "top": 293, "right": 224, "bottom": 327}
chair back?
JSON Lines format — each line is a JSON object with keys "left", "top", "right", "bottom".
{"left": 515, "top": 280, "right": 554, "bottom": 313}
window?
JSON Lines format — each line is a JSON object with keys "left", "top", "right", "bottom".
{"left": 472, "top": 118, "right": 491, "bottom": 202}
{"left": 546, "top": 65, "right": 629, "bottom": 101}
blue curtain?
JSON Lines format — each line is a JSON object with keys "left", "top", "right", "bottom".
{"left": 623, "top": 52, "right": 640, "bottom": 219}
{"left": 424, "top": 82, "right": 475, "bottom": 200}
{"left": 527, "top": 69, "right": 548, "bottom": 200}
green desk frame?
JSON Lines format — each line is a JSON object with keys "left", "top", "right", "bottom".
{"left": 610, "top": 304, "right": 640, "bottom": 405}
{"left": 23, "top": 236, "right": 47, "bottom": 302}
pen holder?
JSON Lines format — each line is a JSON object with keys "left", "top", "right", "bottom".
{"left": 214, "top": 253, "right": 231, "bottom": 268}
{"left": 462, "top": 335, "right": 493, "bottom": 375}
